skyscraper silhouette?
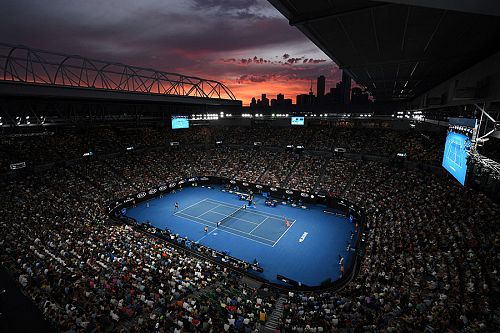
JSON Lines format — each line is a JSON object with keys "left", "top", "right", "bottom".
{"left": 317, "top": 75, "right": 325, "bottom": 98}
{"left": 341, "top": 71, "right": 351, "bottom": 104}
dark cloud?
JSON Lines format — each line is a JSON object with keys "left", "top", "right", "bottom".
{"left": 220, "top": 56, "right": 327, "bottom": 67}
{"left": 0, "top": 0, "right": 306, "bottom": 69}
{"left": 192, "top": 0, "right": 258, "bottom": 11}
{"left": 309, "top": 59, "right": 326, "bottom": 64}
{"left": 232, "top": 61, "right": 340, "bottom": 84}
{"left": 237, "top": 74, "right": 270, "bottom": 83}
{"left": 0, "top": 0, "right": 340, "bottom": 104}
{"left": 286, "top": 57, "right": 303, "bottom": 64}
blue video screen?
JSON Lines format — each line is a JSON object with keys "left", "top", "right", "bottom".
{"left": 171, "top": 116, "right": 189, "bottom": 129}
{"left": 442, "top": 131, "right": 470, "bottom": 185}
{"left": 291, "top": 116, "right": 304, "bottom": 125}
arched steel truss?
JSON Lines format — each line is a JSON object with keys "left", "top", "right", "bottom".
{"left": 0, "top": 43, "right": 237, "bottom": 101}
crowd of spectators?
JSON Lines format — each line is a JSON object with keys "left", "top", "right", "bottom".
{"left": 286, "top": 155, "right": 324, "bottom": 193}
{"left": 259, "top": 152, "right": 299, "bottom": 188}
{"left": 0, "top": 125, "right": 498, "bottom": 333}
{"left": 2, "top": 124, "right": 479, "bottom": 174}
{"left": 280, "top": 171, "right": 499, "bottom": 332}
{"left": 235, "top": 150, "right": 279, "bottom": 184}
{"left": 318, "top": 159, "right": 362, "bottom": 197}
{"left": 0, "top": 164, "right": 277, "bottom": 332}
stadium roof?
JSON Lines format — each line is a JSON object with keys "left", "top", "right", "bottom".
{"left": 268, "top": 0, "right": 500, "bottom": 102}
{"left": 0, "top": 43, "right": 241, "bottom": 107}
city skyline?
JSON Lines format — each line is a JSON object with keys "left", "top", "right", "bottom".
{"left": 249, "top": 72, "right": 369, "bottom": 108}
{"left": 0, "top": 0, "right": 342, "bottom": 105}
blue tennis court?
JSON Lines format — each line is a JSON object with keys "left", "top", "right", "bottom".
{"left": 174, "top": 198, "right": 295, "bottom": 246}
{"left": 124, "top": 186, "right": 355, "bottom": 286}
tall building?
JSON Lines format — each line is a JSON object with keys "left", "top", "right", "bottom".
{"left": 261, "top": 94, "right": 269, "bottom": 108}
{"left": 340, "top": 71, "right": 352, "bottom": 104}
{"left": 277, "top": 93, "right": 284, "bottom": 104}
{"left": 296, "top": 91, "right": 315, "bottom": 105}
{"left": 271, "top": 93, "right": 292, "bottom": 108}
{"left": 317, "top": 75, "right": 325, "bottom": 98}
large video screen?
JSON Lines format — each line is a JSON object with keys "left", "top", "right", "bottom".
{"left": 291, "top": 116, "right": 304, "bottom": 126}
{"left": 442, "top": 132, "right": 470, "bottom": 185}
{"left": 171, "top": 116, "right": 189, "bottom": 129}
{"left": 441, "top": 118, "right": 475, "bottom": 186}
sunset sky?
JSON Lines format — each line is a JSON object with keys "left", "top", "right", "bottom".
{"left": 0, "top": 0, "right": 342, "bottom": 105}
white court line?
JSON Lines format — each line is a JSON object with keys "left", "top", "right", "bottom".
{"left": 176, "top": 211, "right": 277, "bottom": 244}
{"left": 178, "top": 212, "right": 276, "bottom": 243}
{"left": 174, "top": 198, "right": 208, "bottom": 215}
{"left": 272, "top": 220, "right": 297, "bottom": 247}
{"left": 196, "top": 204, "right": 222, "bottom": 218}
{"left": 209, "top": 210, "right": 260, "bottom": 225}
{"left": 205, "top": 198, "right": 298, "bottom": 247}
{"left": 196, "top": 226, "right": 217, "bottom": 243}
{"left": 174, "top": 212, "right": 274, "bottom": 247}
{"left": 249, "top": 216, "right": 268, "bottom": 234}
{"left": 205, "top": 198, "right": 291, "bottom": 220}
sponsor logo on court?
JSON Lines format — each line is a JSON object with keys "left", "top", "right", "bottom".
{"left": 158, "top": 186, "right": 168, "bottom": 191}
{"left": 299, "top": 232, "right": 308, "bottom": 243}
{"left": 137, "top": 192, "right": 146, "bottom": 199}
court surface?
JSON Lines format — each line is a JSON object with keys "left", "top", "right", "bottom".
{"left": 125, "top": 186, "right": 355, "bottom": 286}
{"left": 174, "top": 198, "right": 295, "bottom": 246}
{"left": 445, "top": 139, "right": 463, "bottom": 168}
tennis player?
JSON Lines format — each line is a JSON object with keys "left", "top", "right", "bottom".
{"left": 174, "top": 202, "right": 179, "bottom": 211}
{"left": 284, "top": 217, "right": 291, "bottom": 228}
{"left": 204, "top": 225, "right": 209, "bottom": 233}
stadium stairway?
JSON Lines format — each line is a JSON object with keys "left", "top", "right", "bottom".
{"left": 262, "top": 295, "right": 286, "bottom": 333}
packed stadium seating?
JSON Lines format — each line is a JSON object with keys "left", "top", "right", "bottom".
{"left": 0, "top": 125, "right": 456, "bottom": 173}
{"left": 0, "top": 125, "right": 498, "bottom": 332}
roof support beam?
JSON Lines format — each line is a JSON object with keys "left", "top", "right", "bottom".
{"left": 381, "top": 0, "right": 500, "bottom": 17}
{"left": 341, "top": 59, "right": 425, "bottom": 69}
{"left": 289, "top": 3, "right": 390, "bottom": 26}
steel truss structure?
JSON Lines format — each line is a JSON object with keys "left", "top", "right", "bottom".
{"left": 0, "top": 43, "right": 236, "bottom": 101}
{"left": 470, "top": 104, "right": 500, "bottom": 179}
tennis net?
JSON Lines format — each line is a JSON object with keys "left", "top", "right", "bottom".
{"left": 217, "top": 206, "right": 245, "bottom": 228}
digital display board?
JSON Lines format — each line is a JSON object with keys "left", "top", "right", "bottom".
{"left": 441, "top": 117, "right": 476, "bottom": 186}
{"left": 171, "top": 116, "right": 189, "bottom": 129}
{"left": 291, "top": 116, "right": 304, "bottom": 126}
{"left": 442, "top": 132, "right": 470, "bottom": 185}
